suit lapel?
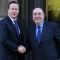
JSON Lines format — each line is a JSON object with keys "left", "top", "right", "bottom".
{"left": 31, "top": 23, "right": 40, "bottom": 45}
{"left": 33, "top": 24, "right": 36, "bottom": 42}
{"left": 41, "top": 22, "right": 49, "bottom": 42}
{"left": 6, "top": 16, "right": 19, "bottom": 38}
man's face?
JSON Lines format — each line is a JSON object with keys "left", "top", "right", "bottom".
{"left": 32, "top": 8, "right": 45, "bottom": 25}
{"left": 8, "top": 3, "right": 19, "bottom": 19}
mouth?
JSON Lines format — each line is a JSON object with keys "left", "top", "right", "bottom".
{"left": 13, "top": 14, "right": 16, "bottom": 15}
{"left": 35, "top": 17, "right": 41, "bottom": 20}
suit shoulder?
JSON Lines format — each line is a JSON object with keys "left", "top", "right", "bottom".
{"left": 0, "top": 17, "right": 8, "bottom": 22}
{"left": 46, "top": 21, "right": 58, "bottom": 25}
{"left": 0, "top": 17, "right": 9, "bottom": 27}
{"left": 45, "top": 22, "right": 59, "bottom": 29}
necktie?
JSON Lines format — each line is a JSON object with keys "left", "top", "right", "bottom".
{"left": 14, "top": 20, "right": 19, "bottom": 36}
{"left": 36, "top": 26, "right": 41, "bottom": 43}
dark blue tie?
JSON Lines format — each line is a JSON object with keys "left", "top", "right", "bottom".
{"left": 14, "top": 21, "right": 19, "bottom": 36}
{"left": 37, "top": 26, "right": 41, "bottom": 43}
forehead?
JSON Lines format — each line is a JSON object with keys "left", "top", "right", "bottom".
{"left": 9, "top": 3, "right": 19, "bottom": 8}
{"left": 33, "top": 8, "right": 43, "bottom": 13}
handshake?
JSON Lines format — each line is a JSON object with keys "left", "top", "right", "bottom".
{"left": 18, "top": 45, "right": 26, "bottom": 54}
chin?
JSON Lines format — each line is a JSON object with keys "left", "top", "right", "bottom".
{"left": 12, "top": 15, "right": 17, "bottom": 18}
{"left": 34, "top": 21, "right": 39, "bottom": 25}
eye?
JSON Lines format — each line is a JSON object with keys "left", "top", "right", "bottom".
{"left": 38, "top": 13, "right": 41, "bottom": 15}
{"left": 11, "top": 8, "right": 18, "bottom": 11}
{"left": 12, "top": 8, "right": 14, "bottom": 10}
{"left": 33, "top": 13, "right": 37, "bottom": 15}
{"left": 15, "top": 8, "right": 18, "bottom": 11}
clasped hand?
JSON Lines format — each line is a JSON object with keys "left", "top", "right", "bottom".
{"left": 18, "top": 45, "right": 26, "bottom": 54}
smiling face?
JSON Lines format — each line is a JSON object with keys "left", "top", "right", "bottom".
{"left": 32, "top": 8, "right": 45, "bottom": 25}
{"left": 8, "top": 3, "right": 19, "bottom": 19}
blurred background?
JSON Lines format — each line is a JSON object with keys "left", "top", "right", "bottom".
{"left": 0, "top": 0, "right": 60, "bottom": 60}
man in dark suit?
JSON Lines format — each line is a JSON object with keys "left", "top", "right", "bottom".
{"left": 26, "top": 8, "right": 60, "bottom": 60}
{"left": 0, "top": 1, "right": 26, "bottom": 60}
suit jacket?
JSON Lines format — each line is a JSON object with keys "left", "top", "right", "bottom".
{"left": 27, "top": 21, "right": 60, "bottom": 60}
{"left": 0, "top": 16, "right": 24, "bottom": 60}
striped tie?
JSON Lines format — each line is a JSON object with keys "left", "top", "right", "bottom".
{"left": 37, "top": 26, "right": 41, "bottom": 43}
{"left": 14, "top": 21, "right": 19, "bottom": 36}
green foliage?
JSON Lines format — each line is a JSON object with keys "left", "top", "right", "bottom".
{"left": 48, "top": 0, "right": 60, "bottom": 17}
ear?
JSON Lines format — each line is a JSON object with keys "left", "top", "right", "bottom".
{"left": 8, "top": 9, "right": 9, "bottom": 13}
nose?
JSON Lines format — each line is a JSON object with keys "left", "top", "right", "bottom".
{"left": 13, "top": 9, "right": 16, "bottom": 12}
{"left": 36, "top": 14, "right": 39, "bottom": 17}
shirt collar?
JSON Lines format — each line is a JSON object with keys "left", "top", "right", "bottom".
{"left": 8, "top": 15, "right": 17, "bottom": 22}
{"left": 36, "top": 20, "right": 44, "bottom": 28}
